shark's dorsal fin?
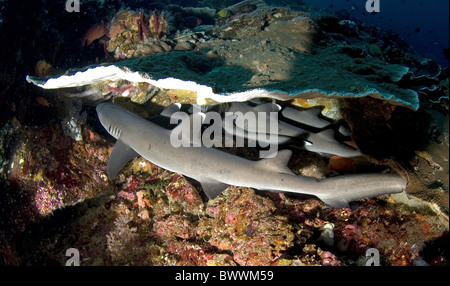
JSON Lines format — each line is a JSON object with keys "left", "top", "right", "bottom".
{"left": 252, "top": 102, "right": 281, "bottom": 113}
{"left": 200, "top": 180, "right": 229, "bottom": 199}
{"left": 316, "top": 129, "right": 335, "bottom": 140}
{"left": 255, "top": 149, "right": 293, "bottom": 175}
{"left": 281, "top": 107, "right": 331, "bottom": 129}
{"left": 107, "top": 139, "right": 139, "bottom": 179}
{"left": 160, "top": 102, "right": 182, "bottom": 118}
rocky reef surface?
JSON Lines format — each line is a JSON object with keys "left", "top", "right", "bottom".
{"left": 0, "top": 0, "right": 448, "bottom": 266}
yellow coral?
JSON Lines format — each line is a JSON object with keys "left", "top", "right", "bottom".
{"left": 218, "top": 9, "right": 230, "bottom": 18}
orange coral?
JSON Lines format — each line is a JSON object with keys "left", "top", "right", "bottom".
{"left": 108, "top": 23, "right": 126, "bottom": 39}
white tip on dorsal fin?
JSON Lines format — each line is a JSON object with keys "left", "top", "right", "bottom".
{"left": 255, "top": 149, "right": 293, "bottom": 175}
{"left": 160, "top": 102, "right": 182, "bottom": 118}
{"left": 253, "top": 102, "right": 281, "bottom": 113}
{"left": 281, "top": 107, "right": 331, "bottom": 129}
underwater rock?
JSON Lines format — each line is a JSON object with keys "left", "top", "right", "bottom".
{"left": 218, "top": 0, "right": 267, "bottom": 18}
{"left": 197, "top": 187, "right": 294, "bottom": 266}
{"left": 153, "top": 214, "right": 195, "bottom": 240}
{"left": 2, "top": 122, "right": 110, "bottom": 230}
{"left": 330, "top": 196, "right": 448, "bottom": 265}
{"left": 255, "top": 15, "right": 317, "bottom": 53}
{"left": 105, "top": 9, "right": 172, "bottom": 59}
{"left": 173, "top": 41, "right": 194, "bottom": 51}
{"left": 61, "top": 100, "right": 87, "bottom": 142}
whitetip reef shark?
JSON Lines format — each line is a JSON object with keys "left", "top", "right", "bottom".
{"left": 96, "top": 102, "right": 407, "bottom": 208}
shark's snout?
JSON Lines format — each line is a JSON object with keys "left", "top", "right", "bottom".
{"left": 96, "top": 103, "right": 112, "bottom": 132}
{"left": 96, "top": 103, "right": 106, "bottom": 114}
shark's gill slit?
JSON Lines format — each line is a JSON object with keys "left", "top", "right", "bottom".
{"left": 110, "top": 125, "right": 122, "bottom": 138}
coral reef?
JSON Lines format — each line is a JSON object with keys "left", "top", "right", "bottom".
{"left": 198, "top": 187, "right": 294, "bottom": 266}
{"left": 1, "top": 121, "right": 111, "bottom": 231}
{"left": 0, "top": 0, "right": 448, "bottom": 267}
{"left": 105, "top": 9, "right": 172, "bottom": 59}
{"left": 61, "top": 100, "right": 87, "bottom": 142}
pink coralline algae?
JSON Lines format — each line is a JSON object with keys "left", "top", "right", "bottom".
{"left": 5, "top": 123, "right": 110, "bottom": 230}
{"left": 329, "top": 200, "right": 448, "bottom": 265}
{"left": 197, "top": 187, "right": 294, "bottom": 266}
{"left": 153, "top": 215, "right": 195, "bottom": 240}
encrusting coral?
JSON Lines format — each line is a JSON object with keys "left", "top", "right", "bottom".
{"left": 1, "top": 0, "right": 448, "bottom": 267}
{"left": 105, "top": 9, "right": 172, "bottom": 59}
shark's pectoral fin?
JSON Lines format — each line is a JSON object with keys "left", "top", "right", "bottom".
{"left": 200, "top": 180, "right": 229, "bottom": 199}
{"left": 255, "top": 149, "right": 294, "bottom": 175}
{"left": 107, "top": 139, "right": 139, "bottom": 179}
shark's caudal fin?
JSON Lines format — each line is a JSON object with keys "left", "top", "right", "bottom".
{"left": 107, "top": 139, "right": 139, "bottom": 179}
{"left": 314, "top": 173, "right": 407, "bottom": 208}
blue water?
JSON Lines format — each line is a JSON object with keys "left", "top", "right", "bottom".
{"left": 301, "top": 0, "right": 449, "bottom": 67}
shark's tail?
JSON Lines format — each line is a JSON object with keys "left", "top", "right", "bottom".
{"left": 316, "top": 173, "right": 407, "bottom": 208}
